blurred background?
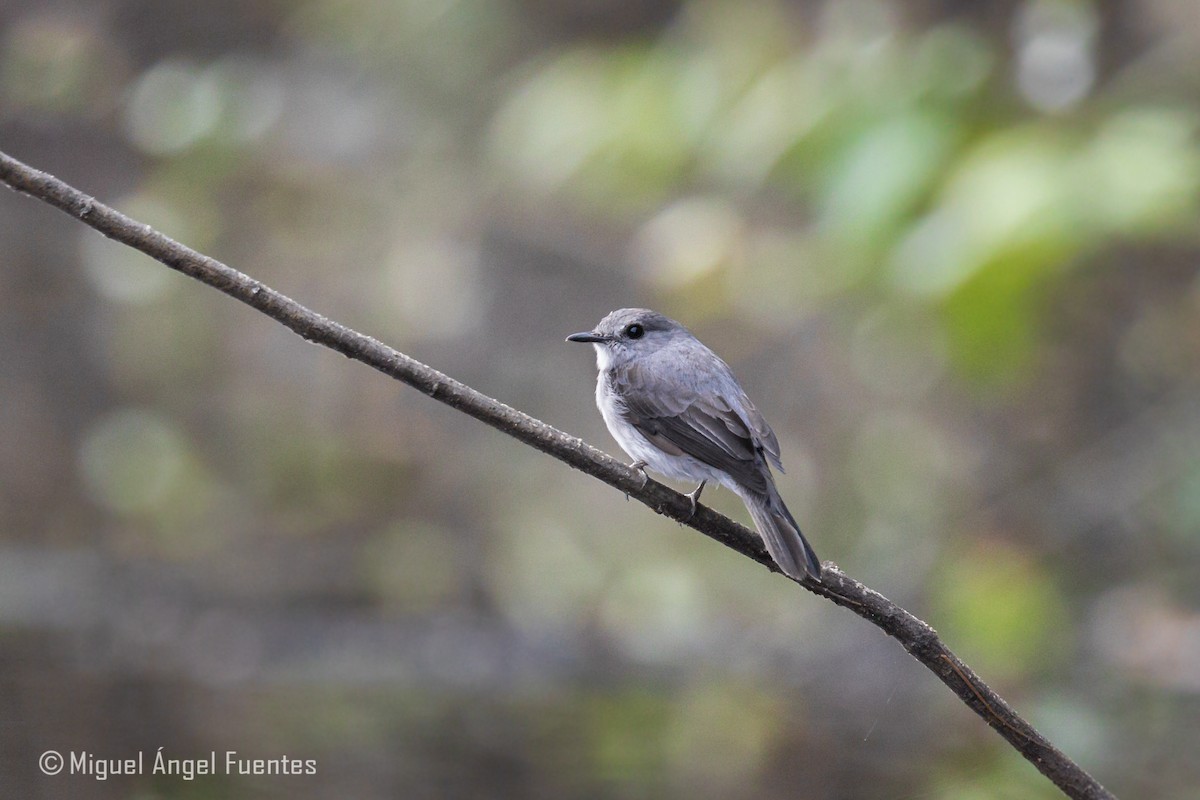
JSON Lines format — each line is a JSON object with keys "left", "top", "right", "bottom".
{"left": 2, "top": 0, "right": 1199, "bottom": 797}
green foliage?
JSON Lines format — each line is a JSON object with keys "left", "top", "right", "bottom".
{"left": 490, "top": 1, "right": 1200, "bottom": 384}
{"left": 933, "top": 541, "right": 1070, "bottom": 681}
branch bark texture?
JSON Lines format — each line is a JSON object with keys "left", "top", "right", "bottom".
{"left": 0, "top": 149, "right": 1115, "bottom": 800}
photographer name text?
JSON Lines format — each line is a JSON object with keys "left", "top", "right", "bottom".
{"left": 39, "top": 748, "right": 317, "bottom": 780}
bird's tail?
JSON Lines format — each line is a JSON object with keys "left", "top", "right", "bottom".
{"left": 739, "top": 487, "right": 822, "bottom": 581}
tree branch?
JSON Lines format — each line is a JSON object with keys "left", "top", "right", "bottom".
{"left": 0, "top": 149, "right": 1115, "bottom": 800}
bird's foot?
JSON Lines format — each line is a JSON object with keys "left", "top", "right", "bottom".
{"left": 623, "top": 460, "right": 649, "bottom": 501}
{"left": 685, "top": 480, "right": 706, "bottom": 520}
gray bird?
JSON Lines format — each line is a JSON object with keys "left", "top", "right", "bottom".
{"left": 567, "top": 308, "right": 821, "bottom": 581}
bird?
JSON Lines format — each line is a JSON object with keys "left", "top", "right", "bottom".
{"left": 567, "top": 308, "right": 821, "bottom": 581}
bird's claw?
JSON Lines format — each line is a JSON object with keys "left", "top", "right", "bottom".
{"left": 684, "top": 480, "right": 706, "bottom": 520}
{"left": 629, "top": 460, "right": 649, "bottom": 488}
{"left": 622, "top": 460, "right": 649, "bottom": 501}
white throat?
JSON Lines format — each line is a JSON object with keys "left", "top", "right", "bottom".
{"left": 593, "top": 343, "right": 616, "bottom": 371}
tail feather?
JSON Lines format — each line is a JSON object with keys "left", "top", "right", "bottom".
{"left": 741, "top": 489, "right": 822, "bottom": 581}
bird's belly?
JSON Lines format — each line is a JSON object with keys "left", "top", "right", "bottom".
{"left": 597, "top": 390, "right": 735, "bottom": 490}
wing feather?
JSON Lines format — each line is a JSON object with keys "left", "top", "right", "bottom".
{"left": 609, "top": 355, "right": 783, "bottom": 493}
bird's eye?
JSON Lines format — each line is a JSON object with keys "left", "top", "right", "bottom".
{"left": 624, "top": 324, "right": 645, "bottom": 339}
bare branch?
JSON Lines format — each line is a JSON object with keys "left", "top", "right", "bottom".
{"left": 0, "top": 149, "right": 1115, "bottom": 800}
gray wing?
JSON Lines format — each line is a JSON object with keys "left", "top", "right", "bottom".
{"left": 610, "top": 357, "right": 783, "bottom": 494}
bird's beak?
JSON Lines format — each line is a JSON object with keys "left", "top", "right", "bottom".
{"left": 566, "top": 331, "right": 609, "bottom": 343}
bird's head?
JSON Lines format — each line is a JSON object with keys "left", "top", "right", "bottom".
{"left": 566, "top": 308, "right": 683, "bottom": 370}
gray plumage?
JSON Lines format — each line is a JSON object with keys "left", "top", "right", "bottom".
{"left": 567, "top": 308, "right": 821, "bottom": 581}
